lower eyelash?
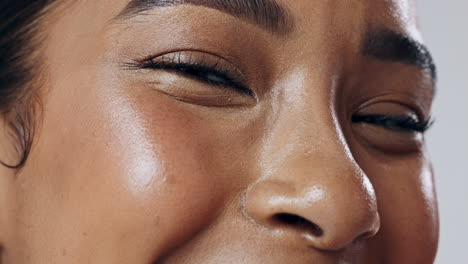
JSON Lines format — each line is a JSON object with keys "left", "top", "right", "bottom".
{"left": 352, "top": 114, "right": 434, "bottom": 132}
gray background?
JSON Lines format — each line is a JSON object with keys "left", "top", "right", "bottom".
{"left": 417, "top": 1, "right": 468, "bottom": 263}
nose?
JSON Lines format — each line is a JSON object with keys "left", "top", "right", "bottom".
{"left": 243, "top": 152, "right": 380, "bottom": 251}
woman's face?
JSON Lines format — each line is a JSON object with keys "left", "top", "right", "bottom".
{"left": 0, "top": 0, "right": 438, "bottom": 263}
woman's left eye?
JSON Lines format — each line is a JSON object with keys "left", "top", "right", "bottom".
{"left": 351, "top": 114, "right": 433, "bottom": 133}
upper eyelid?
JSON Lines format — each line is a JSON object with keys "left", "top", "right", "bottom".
{"left": 140, "top": 51, "right": 249, "bottom": 83}
{"left": 134, "top": 49, "right": 247, "bottom": 75}
{"left": 156, "top": 53, "right": 241, "bottom": 79}
{"left": 352, "top": 98, "right": 429, "bottom": 124}
{"left": 145, "top": 55, "right": 243, "bottom": 84}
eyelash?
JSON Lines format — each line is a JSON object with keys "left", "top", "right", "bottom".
{"left": 139, "top": 53, "right": 433, "bottom": 133}
{"left": 141, "top": 53, "right": 253, "bottom": 96}
{"left": 352, "top": 114, "right": 434, "bottom": 133}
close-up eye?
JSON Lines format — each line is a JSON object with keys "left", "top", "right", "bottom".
{"left": 139, "top": 51, "right": 254, "bottom": 97}
{"left": 351, "top": 101, "right": 434, "bottom": 153}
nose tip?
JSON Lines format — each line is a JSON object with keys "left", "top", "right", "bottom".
{"left": 243, "top": 179, "right": 380, "bottom": 251}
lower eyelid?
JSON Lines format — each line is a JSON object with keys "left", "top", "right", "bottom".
{"left": 139, "top": 70, "right": 258, "bottom": 108}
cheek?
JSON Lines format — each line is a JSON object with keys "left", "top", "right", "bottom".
{"left": 94, "top": 94, "right": 228, "bottom": 256}
{"left": 358, "top": 152, "right": 438, "bottom": 261}
{"left": 24, "top": 82, "right": 227, "bottom": 259}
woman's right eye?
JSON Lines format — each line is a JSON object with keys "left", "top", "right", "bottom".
{"left": 140, "top": 52, "right": 254, "bottom": 97}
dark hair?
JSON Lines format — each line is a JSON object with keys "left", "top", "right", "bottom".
{"left": 0, "top": 0, "right": 56, "bottom": 168}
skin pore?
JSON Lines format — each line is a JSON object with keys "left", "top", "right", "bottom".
{"left": 0, "top": 0, "right": 438, "bottom": 263}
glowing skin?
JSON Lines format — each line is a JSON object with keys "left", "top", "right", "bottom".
{"left": 0, "top": 0, "right": 438, "bottom": 263}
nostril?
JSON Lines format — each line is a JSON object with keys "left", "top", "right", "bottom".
{"left": 272, "top": 213, "right": 324, "bottom": 237}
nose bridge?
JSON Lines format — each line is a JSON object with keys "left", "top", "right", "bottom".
{"left": 261, "top": 74, "right": 352, "bottom": 178}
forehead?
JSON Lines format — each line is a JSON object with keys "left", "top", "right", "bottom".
{"left": 47, "top": 0, "right": 432, "bottom": 82}
{"left": 57, "top": 0, "right": 420, "bottom": 30}
{"left": 283, "top": 0, "right": 421, "bottom": 39}
{"left": 366, "top": 0, "right": 421, "bottom": 40}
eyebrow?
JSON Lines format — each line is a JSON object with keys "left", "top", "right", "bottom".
{"left": 117, "top": 0, "right": 294, "bottom": 35}
{"left": 363, "top": 29, "right": 437, "bottom": 81}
